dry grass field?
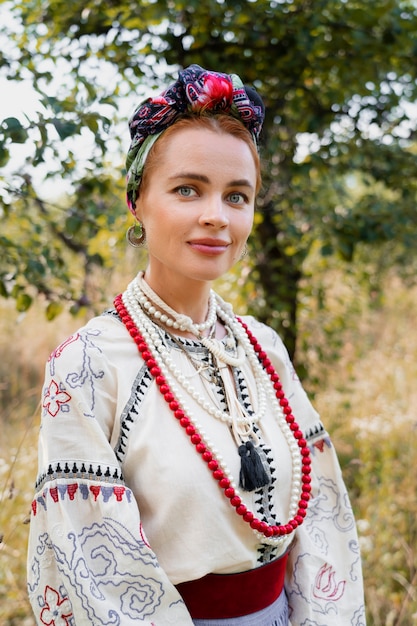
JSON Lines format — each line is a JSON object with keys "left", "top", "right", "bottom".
{"left": 0, "top": 274, "right": 416, "bottom": 625}
{"left": 312, "top": 277, "right": 417, "bottom": 626}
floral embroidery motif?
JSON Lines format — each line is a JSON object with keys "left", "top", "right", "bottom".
{"left": 43, "top": 380, "right": 71, "bottom": 417}
{"left": 313, "top": 564, "right": 346, "bottom": 602}
{"left": 40, "top": 585, "right": 73, "bottom": 625}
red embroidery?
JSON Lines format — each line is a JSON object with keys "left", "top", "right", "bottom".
{"left": 113, "top": 486, "right": 126, "bottom": 502}
{"left": 313, "top": 564, "right": 346, "bottom": 601}
{"left": 67, "top": 484, "right": 78, "bottom": 500}
{"left": 312, "top": 437, "right": 332, "bottom": 454}
{"left": 35, "top": 482, "right": 129, "bottom": 509}
{"left": 40, "top": 585, "right": 73, "bottom": 625}
{"left": 90, "top": 485, "right": 101, "bottom": 501}
{"left": 48, "top": 334, "right": 79, "bottom": 362}
{"left": 140, "top": 522, "right": 151, "bottom": 548}
{"left": 43, "top": 380, "right": 71, "bottom": 417}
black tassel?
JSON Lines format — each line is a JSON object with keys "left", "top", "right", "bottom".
{"left": 238, "top": 440, "right": 270, "bottom": 491}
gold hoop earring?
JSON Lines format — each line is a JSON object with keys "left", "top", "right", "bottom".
{"left": 126, "top": 222, "right": 146, "bottom": 248}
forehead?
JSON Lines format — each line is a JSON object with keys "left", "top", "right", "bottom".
{"left": 156, "top": 126, "right": 257, "bottom": 172}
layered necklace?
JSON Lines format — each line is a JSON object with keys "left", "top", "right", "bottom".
{"left": 132, "top": 274, "right": 268, "bottom": 444}
{"left": 115, "top": 273, "right": 311, "bottom": 546}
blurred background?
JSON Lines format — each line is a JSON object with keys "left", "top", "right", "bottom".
{"left": 1, "top": 1, "right": 417, "bottom": 623}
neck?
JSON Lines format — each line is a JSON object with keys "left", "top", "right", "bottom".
{"left": 142, "top": 269, "right": 213, "bottom": 325}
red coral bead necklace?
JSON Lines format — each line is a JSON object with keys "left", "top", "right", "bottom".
{"left": 114, "top": 279, "right": 311, "bottom": 546}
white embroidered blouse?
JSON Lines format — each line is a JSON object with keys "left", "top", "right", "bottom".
{"left": 27, "top": 308, "right": 366, "bottom": 625}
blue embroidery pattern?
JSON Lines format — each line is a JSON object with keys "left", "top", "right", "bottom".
{"left": 30, "top": 517, "right": 164, "bottom": 624}
{"left": 47, "top": 328, "right": 105, "bottom": 418}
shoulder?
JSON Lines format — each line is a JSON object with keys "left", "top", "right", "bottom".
{"left": 239, "top": 315, "right": 290, "bottom": 361}
{"left": 41, "top": 311, "right": 141, "bottom": 424}
{"left": 238, "top": 314, "right": 296, "bottom": 387}
{"left": 240, "top": 315, "right": 322, "bottom": 434}
{"left": 46, "top": 310, "right": 137, "bottom": 375}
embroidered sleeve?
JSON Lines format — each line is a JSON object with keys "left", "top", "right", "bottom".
{"left": 243, "top": 317, "right": 366, "bottom": 624}
{"left": 27, "top": 325, "right": 193, "bottom": 625}
{"left": 286, "top": 438, "right": 366, "bottom": 625}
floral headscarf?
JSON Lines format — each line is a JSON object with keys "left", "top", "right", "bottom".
{"left": 126, "top": 64, "right": 264, "bottom": 213}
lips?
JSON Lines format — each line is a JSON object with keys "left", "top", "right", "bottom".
{"left": 188, "top": 238, "right": 230, "bottom": 255}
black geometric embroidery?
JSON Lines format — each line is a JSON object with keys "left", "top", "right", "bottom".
{"left": 36, "top": 460, "right": 124, "bottom": 490}
{"left": 115, "top": 364, "right": 153, "bottom": 464}
{"left": 305, "top": 421, "right": 325, "bottom": 441}
{"left": 102, "top": 307, "right": 121, "bottom": 320}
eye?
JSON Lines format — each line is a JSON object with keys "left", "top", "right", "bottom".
{"left": 176, "top": 185, "right": 197, "bottom": 198}
{"left": 228, "top": 191, "right": 247, "bottom": 205}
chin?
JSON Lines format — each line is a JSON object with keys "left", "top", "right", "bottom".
{"left": 187, "top": 264, "right": 233, "bottom": 283}
{"left": 181, "top": 259, "right": 223, "bottom": 277}
{"left": 186, "top": 272, "right": 223, "bottom": 284}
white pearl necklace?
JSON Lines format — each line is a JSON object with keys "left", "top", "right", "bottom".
{"left": 134, "top": 275, "right": 247, "bottom": 368}
{"left": 136, "top": 272, "right": 217, "bottom": 334}
{"left": 121, "top": 282, "right": 303, "bottom": 548}
{"left": 125, "top": 280, "right": 268, "bottom": 428}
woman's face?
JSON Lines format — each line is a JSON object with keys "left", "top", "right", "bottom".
{"left": 135, "top": 126, "right": 257, "bottom": 290}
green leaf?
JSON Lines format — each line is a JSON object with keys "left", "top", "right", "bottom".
{"left": 2, "top": 117, "right": 28, "bottom": 143}
{"left": 0, "top": 280, "right": 8, "bottom": 298}
{"left": 45, "top": 300, "right": 64, "bottom": 320}
{"left": 0, "top": 144, "right": 10, "bottom": 166}
{"left": 65, "top": 214, "right": 83, "bottom": 234}
{"left": 16, "top": 293, "right": 33, "bottom": 312}
{"left": 84, "top": 114, "right": 99, "bottom": 134}
{"left": 320, "top": 244, "right": 334, "bottom": 257}
{"left": 52, "top": 119, "right": 79, "bottom": 140}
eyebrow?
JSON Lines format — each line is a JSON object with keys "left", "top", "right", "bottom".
{"left": 168, "top": 172, "right": 254, "bottom": 189}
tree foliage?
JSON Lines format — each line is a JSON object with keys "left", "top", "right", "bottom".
{"left": 1, "top": 0, "right": 417, "bottom": 355}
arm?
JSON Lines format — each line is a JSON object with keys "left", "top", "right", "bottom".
{"left": 286, "top": 433, "right": 366, "bottom": 625}
{"left": 27, "top": 323, "right": 192, "bottom": 625}
{"left": 243, "top": 317, "right": 366, "bottom": 624}
{"left": 277, "top": 339, "right": 365, "bottom": 624}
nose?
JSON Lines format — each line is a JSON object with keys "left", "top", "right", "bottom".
{"left": 199, "top": 195, "right": 229, "bottom": 228}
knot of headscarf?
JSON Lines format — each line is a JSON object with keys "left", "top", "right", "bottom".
{"left": 126, "top": 64, "right": 264, "bottom": 213}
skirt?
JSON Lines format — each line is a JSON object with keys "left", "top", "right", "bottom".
{"left": 192, "top": 589, "right": 288, "bottom": 626}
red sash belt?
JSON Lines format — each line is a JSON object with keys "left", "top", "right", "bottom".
{"left": 175, "top": 553, "right": 288, "bottom": 620}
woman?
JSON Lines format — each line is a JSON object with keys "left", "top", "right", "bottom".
{"left": 27, "top": 65, "right": 365, "bottom": 625}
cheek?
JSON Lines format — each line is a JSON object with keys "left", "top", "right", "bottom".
{"left": 237, "top": 213, "right": 254, "bottom": 240}
{"left": 144, "top": 211, "right": 180, "bottom": 246}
